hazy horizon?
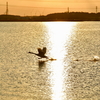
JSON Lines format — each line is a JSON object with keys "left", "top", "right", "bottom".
{"left": 0, "top": 0, "right": 100, "bottom": 16}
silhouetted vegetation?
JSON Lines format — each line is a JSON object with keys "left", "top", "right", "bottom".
{"left": 0, "top": 12, "right": 100, "bottom": 21}
{"left": 0, "top": 14, "right": 30, "bottom": 21}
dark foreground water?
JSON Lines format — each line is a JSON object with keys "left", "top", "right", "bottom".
{"left": 0, "top": 22, "right": 100, "bottom": 100}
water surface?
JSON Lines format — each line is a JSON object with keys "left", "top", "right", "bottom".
{"left": 0, "top": 22, "right": 100, "bottom": 100}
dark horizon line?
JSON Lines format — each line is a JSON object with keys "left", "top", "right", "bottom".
{"left": 0, "top": 11, "right": 100, "bottom": 21}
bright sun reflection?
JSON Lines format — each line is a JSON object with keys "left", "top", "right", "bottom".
{"left": 45, "top": 22, "right": 76, "bottom": 100}
{"left": 46, "top": 22, "right": 75, "bottom": 59}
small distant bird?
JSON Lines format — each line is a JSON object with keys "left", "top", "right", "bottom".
{"left": 92, "top": 56, "right": 100, "bottom": 61}
{"left": 28, "top": 47, "right": 48, "bottom": 59}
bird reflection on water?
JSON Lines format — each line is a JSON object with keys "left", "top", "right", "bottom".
{"left": 38, "top": 60, "right": 46, "bottom": 71}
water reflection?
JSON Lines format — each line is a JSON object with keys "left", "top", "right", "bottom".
{"left": 45, "top": 22, "right": 76, "bottom": 100}
{"left": 38, "top": 61, "right": 45, "bottom": 70}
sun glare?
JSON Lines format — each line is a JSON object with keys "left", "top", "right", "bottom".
{"left": 45, "top": 22, "right": 76, "bottom": 59}
{"left": 45, "top": 22, "right": 76, "bottom": 100}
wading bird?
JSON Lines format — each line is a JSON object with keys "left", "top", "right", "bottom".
{"left": 28, "top": 47, "right": 48, "bottom": 59}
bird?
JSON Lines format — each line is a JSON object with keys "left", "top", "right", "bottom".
{"left": 90, "top": 56, "right": 100, "bottom": 62}
{"left": 28, "top": 47, "right": 48, "bottom": 59}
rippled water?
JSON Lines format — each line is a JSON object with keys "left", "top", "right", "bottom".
{"left": 0, "top": 22, "right": 100, "bottom": 100}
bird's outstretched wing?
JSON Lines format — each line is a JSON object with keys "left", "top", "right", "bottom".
{"left": 42, "top": 47, "right": 46, "bottom": 54}
{"left": 38, "top": 48, "right": 44, "bottom": 56}
{"left": 38, "top": 47, "right": 47, "bottom": 56}
{"left": 38, "top": 48, "right": 42, "bottom": 53}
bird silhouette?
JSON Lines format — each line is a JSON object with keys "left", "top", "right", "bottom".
{"left": 28, "top": 47, "right": 48, "bottom": 59}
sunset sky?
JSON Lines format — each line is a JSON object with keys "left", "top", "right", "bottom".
{"left": 0, "top": 0, "right": 100, "bottom": 16}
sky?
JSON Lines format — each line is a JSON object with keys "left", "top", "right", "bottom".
{"left": 0, "top": 0, "right": 100, "bottom": 16}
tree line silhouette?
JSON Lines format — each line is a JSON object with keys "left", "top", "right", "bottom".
{"left": 0, "top": 12, "right": 100, "bottom": 21}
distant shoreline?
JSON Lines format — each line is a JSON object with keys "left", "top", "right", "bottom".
{"left": 0, "top": 12, "right": 100, "bottom": 21}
